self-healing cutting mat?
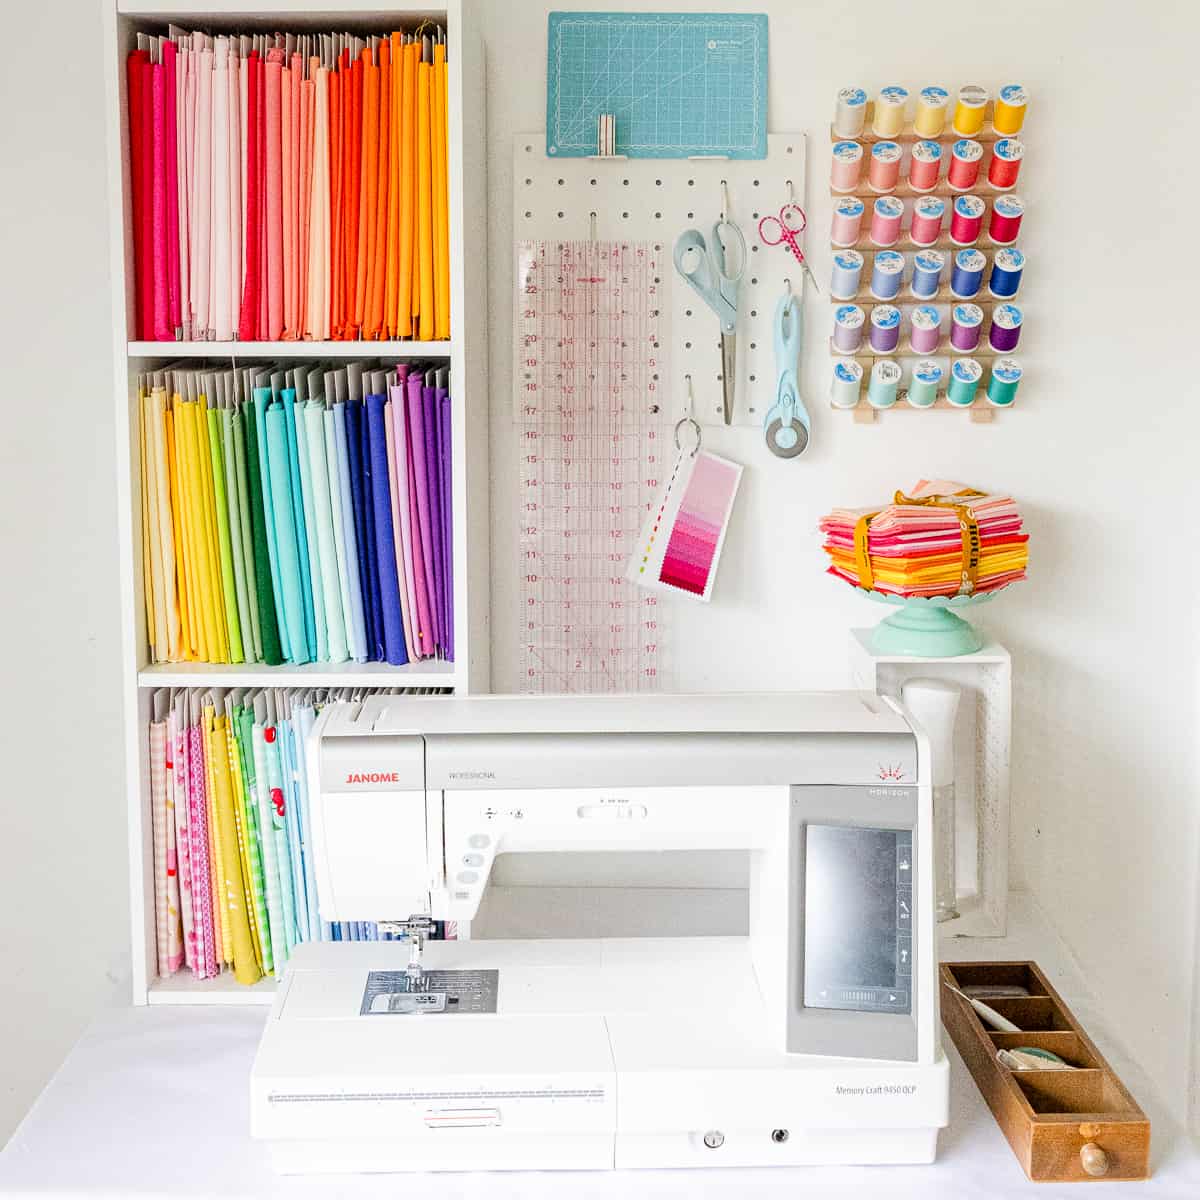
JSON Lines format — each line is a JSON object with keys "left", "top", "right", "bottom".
{"left": 546, "top": 11, "right": 768, "bottom": 159}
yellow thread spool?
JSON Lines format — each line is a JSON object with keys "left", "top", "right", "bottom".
{"left": 872, "top": 85, "right": 909, "bottom": 137}
{"left": 914, "top": 85, "right": 950, "bottom": 137}
{"left": 952, "top": 84, "right": 988, "bottom": 137}
{"left": 993, "top": 84, "right": 1028, "bottom": 134}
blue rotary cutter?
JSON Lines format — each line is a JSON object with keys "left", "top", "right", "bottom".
{"left": 764, "top": 288, "right": 810, "bottom": 458}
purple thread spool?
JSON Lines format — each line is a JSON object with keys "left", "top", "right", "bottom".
{"left": 909, "top": 304, "right": 942, "bottom": 354}
{"left": 950, "top": 303, "right": 984, "bottom": 352}
{"left": 988, "top": 303, "right": 1023, "bottom": 352}
{"left": 833, "top": 304, "right": 866, "bottom": 352}
{"left": 869, "top": 305, "right": 901, "bottom": 353}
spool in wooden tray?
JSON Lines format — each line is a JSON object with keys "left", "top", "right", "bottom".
{"left": 830, "top": 100, "right": 1008, "bottom": 145}
{"left": 941, "top": 961, "right": 1150, "bottom": 1182}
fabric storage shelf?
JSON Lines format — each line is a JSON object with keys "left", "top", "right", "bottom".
{"left": 105, "top": 0, "right": 489, "bottom": 1004}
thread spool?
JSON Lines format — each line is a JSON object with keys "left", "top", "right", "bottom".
{"left": 830, "top": 249, "right": 865, "bottom": 299}
{"left": 831, "top": 196, "right": 866, "bottom": 247}
{"left": 988, "top": 302, "right": 1023, "bottom": 352}
{"left": 989, "top": 193, "right": 1025, "bottom": 244}
{"left": 914, "top": 86, "right": 950, "bottom": 137}
{"left": 909, "top": 304, "right": 942, "bottom": 354}
{"left": 833, "top": 304, "right": 866, "bottom": 352}
{"left": 870, "top": 250, "right": 905, "bottom": 300}
{"left": 987, "top": 357, "right": 1022, "bottom": 406}
{"left": 834, "top": 86, "right": 868, "bottom": 138}
{"left": 910, "top": 195, "right": 946, "bottom": 247}
{"left": 869, "top": 304, "right": 901, "bottom": 353}
{"left": 868, "top": 360, "right": 902, "bottom": 408}
{"left": 951, "top": 248, "right": 987, "bottom": 298}
{"left": 830, "top": 359, "right": 864, "bottom": 409}
{"left": 950, "top": 302, "right": 984, "bottom": 351}
{"left": 868, "top": 141, "right": 903, "bottom": 192}
{"left": 870, "top": 196, "right": 904, "bottom": 246}
{"left": 988, "top": 247, "right": 1025, "bottom": 298}
{"left": 993, "top": 84, "right": 1028, "bottom": 135}
{"left": 911, "top": 249, "right": 946, "bottom": 298}
{"left": 952, "top": 84, "right": 988, "bottom": 137}
{"left": 950, "top": 195, "right": 986, "bottom": 245}
{"left": 873, "top": 86, "right": 909, "bottom": 137}
{"left": 948, "top": 139, "right": 984, "bottom": 191}
{"left": 988, "top": 138, "right": 1024, "bottom": 190}
{"left": 831, "top": 140, "right": 864, "bottom": 192}
{"left": 906, "top": 359, "right": 942, "bottom": 408}
{"left": 946, "top": 357, "right": 983, "bottom": 406}
{"left": 909, "top": 140, "right": 943, "bottom": 192}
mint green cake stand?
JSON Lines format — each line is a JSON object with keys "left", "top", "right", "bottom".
{"left": 859, "top": 589, "right": 1002, "bottom": 657}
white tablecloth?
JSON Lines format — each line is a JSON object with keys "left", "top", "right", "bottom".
{"left": 2, "top": 895, "right": 1198, "bottom": 1198}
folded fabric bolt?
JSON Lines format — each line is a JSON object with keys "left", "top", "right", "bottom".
{"left": 150, "top": 687, "right": 451, "bottom": 986}
{"left": 138, "top": 363, "right": 454, "bottom": 666}
{"left": 819, "top": 478, "right": 1030, "bottom": 598}
{"left": 128, "top": 26, "right": 450, "bottom": 343}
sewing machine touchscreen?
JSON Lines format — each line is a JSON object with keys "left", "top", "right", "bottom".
{"left": 803, "top": 825, "right": 912, "bottom": 1015}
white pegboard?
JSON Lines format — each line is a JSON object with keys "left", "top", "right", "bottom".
{"left": 514, "top": 133, "right": 808, "bottom": 427}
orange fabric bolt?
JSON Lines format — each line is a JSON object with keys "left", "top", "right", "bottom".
{"left": 396, "top": 40, "right": 417, "bottom": 338}
{"left": 416, "top": 59, "right": 434, "bottom": 341}
{"left": 298, "top": 74, "right": 314, "bottom": 335}
{"left": 385, "top": 32, "right": 403, "bottom": 338}
{"left": 289, "top": 55, "right": 302, "bottom": 336}
{"left": 354, "top": 48, "right": 379, "bottom": 336}
{"left": 329, "top": 56, "right": 343, "bottom": 339}
{"left": 433, "top": 46, "right": 450, "bottom": 340}
{"left": 365, "top": 39, "right": 391, "bottom": 340}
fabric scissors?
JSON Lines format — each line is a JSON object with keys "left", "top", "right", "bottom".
{"left": 673, "top": 214, "right": 745, "bottom": 425}
{"left": 758, "top": 200, "right": 820, "bottom": 294}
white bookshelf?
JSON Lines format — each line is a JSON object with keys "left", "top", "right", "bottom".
{"left": 103, "top": 0, "right": 489, "bottom": 1003}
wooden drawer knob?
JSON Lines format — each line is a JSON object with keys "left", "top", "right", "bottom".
{"left": 1080, "top": 1142, "right": 1110, "bottom": 1176}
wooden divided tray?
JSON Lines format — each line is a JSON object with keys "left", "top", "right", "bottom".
{"left": 941, "top": 962, "right": 1149, "bottom": 1182}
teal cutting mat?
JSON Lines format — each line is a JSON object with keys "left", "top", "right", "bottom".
{"left": 546, "top": 12, "right": 768, "bottom": 159}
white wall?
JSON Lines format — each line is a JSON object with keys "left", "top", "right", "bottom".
{"left": 0, "top": 0, "right": 1196, "bottom": 1149}
{"left": 0, "top": 0, "right": 126, "bottom": 1145}
{"left": 482, "top": 0, "right": 1200, "bottom": 1126}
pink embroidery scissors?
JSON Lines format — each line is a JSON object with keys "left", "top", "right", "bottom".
{"left": 758, "top": 198, "right": 820, "bottom": 294}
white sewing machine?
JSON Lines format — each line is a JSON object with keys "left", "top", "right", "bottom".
{"left": 250, "top": 693, "right": 949, "bottom": 1173}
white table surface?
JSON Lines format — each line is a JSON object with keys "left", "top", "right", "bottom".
{"left": 1, "top": 896, "right": 1197, "bottom": 1199}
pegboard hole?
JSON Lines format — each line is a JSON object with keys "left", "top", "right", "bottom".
{"left": 525, "top": 178, "right": 532, "bottom": 186}
{"left": 749, "top": 374, "right": 757, "bottom": 382}
{"left": 753, "top": 212, "right": 759, "bottom": 220}
{"left": 655, "top": 178, "right": 662, "bottom": 186}
{"left": 623, "top": 178, "right": 630, "bottom": 186}
{"left": 751, "top": 244, "right": 759, "bottom": 252}
{"left": 750, "top": 277, "right": 758, "bottom": 285}
{"left": 753, "top": 179, "right": 760, "bottom": 187}
{"left": 557, "top": 178, "right": 564, "bottom": 186}
{"left": 687, "top": 211, "right": 694, "bottom": 219}
{"left": 590, "top": 178, "right": 597, "bottom": 186}
{"left": 685, "top": 341, "right": 692, "bottom": 350}
{"left": 525, "top": 144, "right": 532, "bottom": 152}
{"left": 557, "top": 211, "right": 564, "bottom": 218}
{"left": 688, "top": 178, "right": 695, "bottom": 187}
{"left": 654, "top": 212, "right": 662, "bottom": 219}
{"left": 685, "top": 309, "right": 693, "bottom": 317}
{"left": 622, "top": 211, "right": 629, "bottom": 219}
{"left": 751, "top": 309, "right": 758, "bottom": 318}
{"left": 524, "top": 210, "right": 531, "bottom": 218}
{"left": 750, "top": 341, "right": 757, "bottom": 350}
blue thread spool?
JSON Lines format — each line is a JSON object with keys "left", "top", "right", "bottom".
{"left": 987, "top": 358, "right": 1022, "bottom": 406}
{"left": 830, "top": 249, "right": 865, "bottom": 300}
{"left": 989, "top": 247, "right": 1025, "bottom": 298}
{"left": 951, "top": 248, "right": 986, "bottom": 298}
{"left": 870, "top": 250, "right": 905, "bottom": 300}
{"left": 911, "top": 250, "right": 945, "bottom": 299}
{"left": 906, "top": 360, "right": 942, "bottom": 408}
{"left": 946, "top": 358, "right": 983, "bottom": 406}
{"left": 867, "top": 360, "right": 902, "bottom": 408}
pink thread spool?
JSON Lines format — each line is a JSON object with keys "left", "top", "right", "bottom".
{"left": 950, "top": 194, "right": 986, "bottom": 245}
{"left": 950, "top": 302, "right": 984, "bottom": 352}
{"left": 910, "top": 195, "right": 946, "bottom": 247}
{"left": 831, "top": 196, "right": 866, "bottom": 247}
{"left": 831, "top": 140, "right": 864, "bottom": 192}
{"left": 988, "top": 138, "right": 1024, "bottom": 190}
{"left": 948, "top": 139, "right": 983, "bottom": 191}
{"left": 909, "top": 304, "right": 942, "bottom": 353}
{"left": 908, "top": 140, "right": 942, "bottom": 192}
{"left": 989, "top": 193, "right": 1025, "bottom": 244}
{"left": 868, "top": 141, "right": 902, "bottom": 192}
{"left": 869, "top": 196, "right": 904, "bottom": 246}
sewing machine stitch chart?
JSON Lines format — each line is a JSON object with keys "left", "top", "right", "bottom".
{"left": 515, "top": 238, "right": 670, "bottom": 692}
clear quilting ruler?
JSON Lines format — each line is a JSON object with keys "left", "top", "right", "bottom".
{"left": 515, "top": 239, "right": 670, "bottom": 693}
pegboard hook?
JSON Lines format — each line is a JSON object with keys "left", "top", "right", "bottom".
{"left": 786, "top": 178, "right": 795, "bottom": 204}
{"left": 589, "top": 211, "right": 598, "bottom": 242}
{"left": 720, "top": 179, "right": 731, "bottom": 222}
{"left": 683, "top": 373, "right": 695, "bottom": 418}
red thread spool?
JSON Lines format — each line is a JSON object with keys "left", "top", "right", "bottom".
{"left": 909, "top": 195, "right": 945, "bottom": 247}
{"left": 868, "top": 141, "right": 902, "bottom": 192}
{"left": 950, "top": 195, "right": 986, "bottom": 245}
{"left": 989, "top": 194, "right": 1025, "bottom": 244}
{"left": 908, "top": 140, "right": 942, "bottom": 192}
{"left": 987, "top": 138, "right": 1024, "bottom": 190}
{"left": 948, "top": 139, "right": 983, "bottom": 190}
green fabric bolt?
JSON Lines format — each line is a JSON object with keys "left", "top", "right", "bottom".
{"left": 290, "top": 392, "right": 329, "bottom": 662}
{"left": 304, "top": 401, "right": 349, "bottom": 662}
{"left": 206, "top": 408, "right": 244, "bottom": 663}
{"left": 251, "top": 722, "right": 287, "bottom": 974}
{"left": 265, "top": 402, "right": 311, "bottom": 664}
{"left": 231, "top": 409, "right": 264, "bottom": 662}
{"left": 262, "top": 723, "right": 298, "bottom": 956}
{"left": 234, "top": 706, "right": 272, "bottom": 973}
{"left": 219, "top": 409, "right": 255, "bottom": 663}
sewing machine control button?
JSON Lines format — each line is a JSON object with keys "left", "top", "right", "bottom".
{"left": 462, "top": 853, "right": 484, "bottom": 868}
{"left": 702, "top": 1131, "right": 725, "bottom": 1150}
{"left": 457, "top": 871, "right": 479, "bottom": 884}
{"left": 576, "top": 803, "right": 648, "bottom": 820}
{"left": 468, "top": 834, "right": 490, "bottom": 849}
